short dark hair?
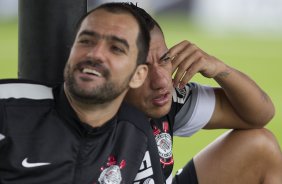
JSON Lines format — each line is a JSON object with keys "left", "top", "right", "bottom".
{"left": 75, "top": 2, "right": 150, "bottom": 66}
{"left": 127, "top": 4, "right": 163, "bottom": 33}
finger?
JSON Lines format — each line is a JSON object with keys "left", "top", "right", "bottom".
{"left": 169, "top": 40, "right": 192, "bottom": 57}
{"left": 173, "top": 57, "right": 189, "bottom": 87}
{"left": 173, "top": 47, "right": 200, "bottom": 82}
{"left": 174, "top": 51, "right": 203, "bottom": 87}
{"left": 171, "top": 43, "right": 197, "bottom": 73}
{"left": 169, "top": 41, "right": 193, "bottom": 68}
{"left": 173, "top": 52, "right": 196, "bottom": 85}
{"left": 180, "top": 58, "right": 204, "bottom": 86}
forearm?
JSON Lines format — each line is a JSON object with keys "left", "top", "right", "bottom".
{"left": 169, "top": 40, "right": 275, "bottom": 127}
{"left": 214, "top": 64, "right": 275, "bottom": 126}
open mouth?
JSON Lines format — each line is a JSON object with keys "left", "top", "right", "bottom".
{"left": 152, "top": 92, "right": 170, "bottom": 106}
{"left": 82, "top": 68, "right": 102, "bottom": 77}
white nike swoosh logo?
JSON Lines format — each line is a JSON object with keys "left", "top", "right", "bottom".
{"left": 0, "top": 133, "right": 5, "bottom": 141}
{"left": 22, "top": 158, "right": 51, "bottom": 168}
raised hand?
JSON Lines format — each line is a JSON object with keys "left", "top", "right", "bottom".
{"left": 169, "top": 40, "right": 225, "bottom": 88}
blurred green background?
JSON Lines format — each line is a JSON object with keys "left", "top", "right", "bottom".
{"left": 0, "top": 14, "right": 281, "bottom": 175}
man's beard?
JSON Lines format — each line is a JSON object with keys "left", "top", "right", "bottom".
{"left": 64, "top": 62, "right": 134, "bottom": 104}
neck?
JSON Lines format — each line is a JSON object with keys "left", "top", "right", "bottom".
{"left": 64, "top": 88, "right": 126, "bottom": 128}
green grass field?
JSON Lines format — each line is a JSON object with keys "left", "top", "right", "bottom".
{"left": 0, "top": 20, "right": 18, "bottom": 78}
{"left": 0, "top": 15, "right": 281, "bottom": 174}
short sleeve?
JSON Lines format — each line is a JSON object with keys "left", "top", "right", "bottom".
{"left": 173, "top": 83, "right": 215, "bottom": 137}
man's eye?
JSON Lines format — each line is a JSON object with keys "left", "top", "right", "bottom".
{"left": 79, "top": 39, "right": 92, "bottom": 45}
{"left": 159, "top": 52, "right": 171, "bottom": 64}
{"left": 160, "top": 56, "right": 171, "bottom": 64}
{"left": 162, "top": 56, "right": 171, "bottom": 62}
{"left": 111, "top": 45, "right": 125, "bottom": 54}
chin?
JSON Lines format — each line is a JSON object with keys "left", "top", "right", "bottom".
{"left": 149, "top": 107, "right": 171, "bottom": 119}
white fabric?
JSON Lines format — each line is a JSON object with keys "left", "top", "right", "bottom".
{"left": 0, "top": 83, "right": 53, "bottom": 99}
{"left": 0, "top": 133, "right": 5, "bottom": 141}
{"left": 166, "top": 173, "right": 172, "bottom": 184}
{"left": 174, "top": 85, "right": 215, "bottom": 137}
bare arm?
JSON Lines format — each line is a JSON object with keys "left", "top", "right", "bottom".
{"left": 169, "top": 40, "right": 275, "bottom": 129}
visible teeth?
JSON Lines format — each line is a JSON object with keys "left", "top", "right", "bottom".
{"left": 82, "top": 68, "right": 102, "bottom": 77}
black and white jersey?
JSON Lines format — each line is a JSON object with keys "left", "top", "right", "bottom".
{"left": 0, "top": 79, "right": 164, "bottom": 184}
{"left": 150, "top": 82, "right": 216, "bottom": 183}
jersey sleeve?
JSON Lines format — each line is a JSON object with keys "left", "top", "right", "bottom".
{"left": 173, "top": 83, "right": 215, "bottom": 137}
{"left": 0, "top": 79, "right": 54, "bottom": 146}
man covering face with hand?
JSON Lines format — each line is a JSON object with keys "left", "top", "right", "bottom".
{"left": 126, "top": 5, "right": 282, "bottom": 184}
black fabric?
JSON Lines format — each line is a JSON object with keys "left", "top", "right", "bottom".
{"left": 149, "top": 86, "right": 191, "bottom": 181}
{"left": 172, "top": 159, "right": 198, "bottom": 184}
{"left": 0, "top": 79, "right": 165, "bottom": 184}
{"left": 118, "top": 102, "right": 165, "bottom": 182}
{"left": 149, "top": 83, "right": 201, "bottom": 182}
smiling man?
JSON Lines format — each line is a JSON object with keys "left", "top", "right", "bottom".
{"left": 0, "top": 3, "right": 165, "bottom": 184}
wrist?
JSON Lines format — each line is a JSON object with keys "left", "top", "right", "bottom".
{"left": 214, "top": 64, "right": 232, "bottom": 81}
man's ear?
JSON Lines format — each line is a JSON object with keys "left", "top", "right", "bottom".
{"left": 129, "top": 64, "right": 148, "bottom": 89}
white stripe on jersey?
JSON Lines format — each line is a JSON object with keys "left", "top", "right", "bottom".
{"left": 166, "top": 173, "right": 172, "bottom": 184}
{"left": 173, "top": 84, "right": 215, "bottom": 137}
{"left": 0, "top": 83, "right": 53, "bottom": 99}
{"left": 134, "top": 151, "right": 154, "bottom": 182}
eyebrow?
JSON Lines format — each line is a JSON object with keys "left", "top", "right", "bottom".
{"left": 159, "top": 51, "right": 170, "bottom": 61}
{"left": 78, "top": 30, "right": 129, "bottom": 50}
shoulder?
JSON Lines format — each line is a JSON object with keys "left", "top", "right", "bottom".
{"left": 0, "top": 79, "right": 54, "bottom": 100}
{"left": 117, "top": 102, "right": 151, "bottom": 135}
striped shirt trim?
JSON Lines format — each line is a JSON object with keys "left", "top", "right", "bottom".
{"left": 0, "top": 83, "right": 54, "bottom": 99}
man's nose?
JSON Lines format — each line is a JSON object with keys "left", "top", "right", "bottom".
{"left": 87, "top": 41, "right": 106, "bottom": 60}
{"left": 150, "top": 66, "right": 168, "bottom": 90}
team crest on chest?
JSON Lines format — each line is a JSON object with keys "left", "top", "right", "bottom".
{"left": 98, "top": 155, "right": 126, "bottom": 184}
{"left": 153, "top": 121, "right": 174, "bottom": 167}
{"left": 155, "top": 132, "right": 172, "bottom": 159}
